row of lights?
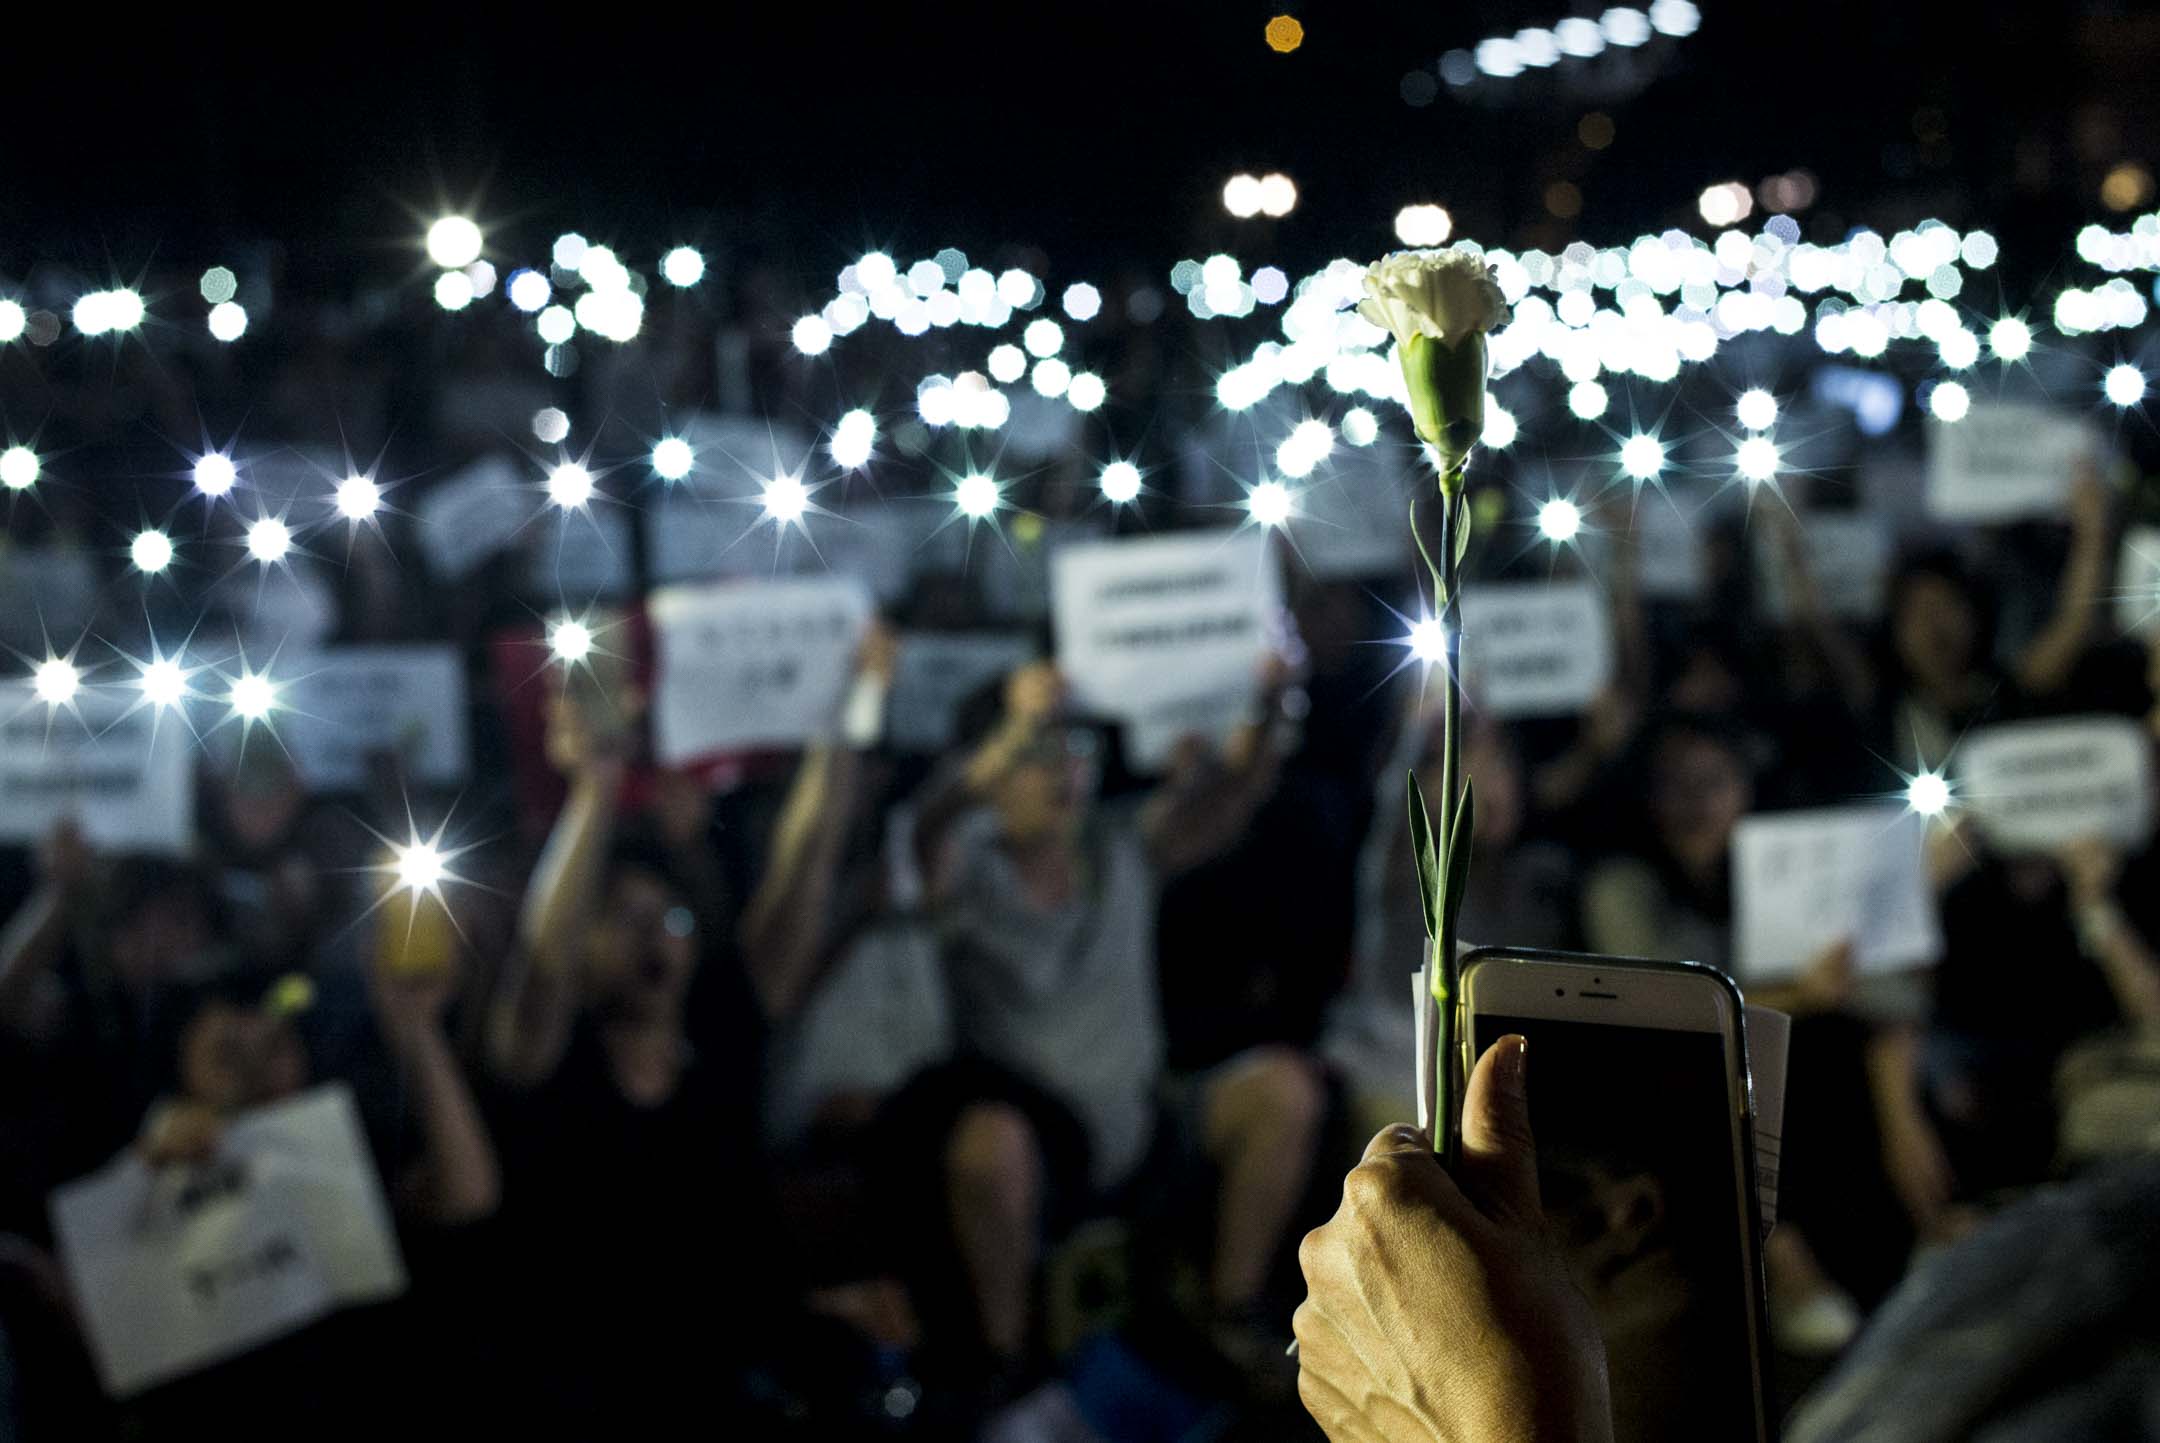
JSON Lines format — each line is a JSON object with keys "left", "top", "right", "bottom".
{"left": 1441, "top": 1, "right": 1698, "bottom": 85}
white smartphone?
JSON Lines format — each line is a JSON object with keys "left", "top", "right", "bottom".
{"left": 1459, "top": 947, "right": 1769, "bottom": 1443}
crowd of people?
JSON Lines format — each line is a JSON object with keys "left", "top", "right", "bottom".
{"left": 2, "top": 254, "right": 2159, "bottom": 1441}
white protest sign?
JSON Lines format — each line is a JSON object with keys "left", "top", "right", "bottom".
{"left": 1731, "top": 805, "right": 1940, "bottom": 983}
{"left": 643, "top": 493, "right": 766, "bottom": 586}
{"left": 650, "top": 575, "right": 873, "bottom": 762}
{"left": 1956, "top": 715, "right": 2154, "bottom": 852}
{"left": 1295, "top": 443, "right": 1415, "bottom": 581}
{"left": 0, "top": 546, "right": 99, "bottom": 653}
{"left": 1051, "top": 529, "right": 1279, "bottom": 770}
{"left": 49, "top": 1084, "right": 406, "bottom": 1398}
{"left": 1926, "top": 401, "right": 2094, "bottom": 523}
{"left": 0, "top": 686, "right": 194, "bottom": 854}
{"left": 888, "top": 632, "right": 1037, "bottom": 752}
{"left": 416, "top": 456, "right": 528, "bottom": 581}
{"left": 1754, "top": 511, "right": 1893, "bottom": 620}
{"left": 1631, "top": 496, "right": 1707, "bottom": 601}
{"left": 1457, "top": 580, "right": 1614, "bottom": 719}
{"left": 213, "top": 563, "right": 339, "bottom": 656}
{"left": 278, "top": 646, "right": 470, "bottom": 791}
{"left": 525, "top": 506, "right": 634, "bottom": 599}
{"left": 2117, "top": 526, "right": 2160, "bottom": 637}
{"left": 796, "top": 503, "right": 929, "bottom": 603}
{"left": 669, "top": 413, "right": 815, "bottom": 496}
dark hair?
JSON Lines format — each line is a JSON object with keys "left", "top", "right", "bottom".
{"left": 145, "top": 964, "right": 298, "bottom": 1094}
{"left": 602, "top": 831, "right": 695, "bottom": 904}
{"left": 1883, "top": 546, "right": 1999, "bottom": 685}
{"left": 103, "top": 856, "right": 226, "bottom": 941}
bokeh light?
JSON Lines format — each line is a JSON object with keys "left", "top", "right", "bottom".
{"left": 1988, "top": 316, "right": 2033, "bottom": 362}
{"left": 1538, "top": 497, "right": 1583, "bottom": 542}
{"left": 1620, "top": 434, "right": 1665, "bottom": 480}
{"left": 131, "top": 528, "right": 175, "bottom": 573}
{"left": 1394, "top": 205, "right": 1452, "bottom": 247}
{"left": 194, "top": 453, "right": 238, "bottom": 496}
{"left": 661, "top": 247, "right": 706, "bottom": 287}
{"left": 208, "top": 302, "right": 248, "bottom": 342}
{"left": 32, "top": 656, "right": 79, "bottom": 706}
{"left": 426, "top": 217, "right": 484, "bottom": 270}
{"left": 831, "top": 409, "right": 877, "bottom": 469}
{"left": 138, "top": 656, "right": 188, "bottom": 710}
{"left": 1905, "top": 770, "right": 1951, "bottom": 817}
{"left": 1929, "top": 380, "right": 1972, "bottom": 422}
{"left": 1735, "top": 389, "right": 1778, "bottom": 430}
{"left": 548, "top": 618, "right": 594, "bottom": 664}
{"left": 0, "top": 445, "right": 37, "bottom": 490}
{"left": 652, "top": 437, "right": 694, "bottom": 480}
{"left": 335, "top": 474, "right": 382, "bottom": 521}
{"left": 954, "top": 472, "right": 1001, "bottom": 519}
{"left": 228, "top": 670, "right": 279, "bottom": 723}
{"left": 1735, "top": 435, "right": 1781, "bottom": 482}
{"left": 1100, "top": 461, "right": 1142, "bottom": 504}
{"left": 1264, "top": 14, "right": 1304, "bottom": 52}
{"left": 761, "top": 473, "right": 811, "bottom": 524}
{"left": 2105, "top": 363, "right": 2146, "bottom": 406}
{"left": 1248, "top": 479, "right": 1294, "bottom": 527}
{"left": 246, "top": 515, "right": 292, "bottom": 564}
{"left": 547, "top": 462, "right": 595, "bottom": 509}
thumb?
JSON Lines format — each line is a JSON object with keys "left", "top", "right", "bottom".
{"left": 1459, "top": 1035, "right": 1541, "bottom": 1226}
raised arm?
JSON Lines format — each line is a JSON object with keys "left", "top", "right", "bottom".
{"left": 2014, "top": 461, "right": 2112, "bottom": 697}
{"left": 2059, "top": 839, "right": 2160, "bottom": 1026}
{"left": 913, "top": 661, "right": 1062, "bottom": 900}
{"left": 487, "top": 691, "right": 625, "bottom": 1088}
{"left": 1764, "top": 502, "right": 1877, "bottom": 715}
{"left": 739, "top": 624, "right": 894, "bottom": 1021}
{"left": 0, "top": 819, "right": 92, "bottom": 1040}
{"left": 371, "top": 902, "right": 502, "bottom": 1225}
{"left": 1139, "top": 656, "right": 1292, "bottom": 879}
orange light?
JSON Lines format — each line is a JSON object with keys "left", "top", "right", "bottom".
{"left": 1265, "top": 14, "right": 1304, "bottom": 52}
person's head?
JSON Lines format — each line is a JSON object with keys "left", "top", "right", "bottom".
{"left": 581, "top": 837, "right": 700, "bottom": 1024}
{"left": 104, "top": 857, "right": 224, "bottom": 995}
{"left": 1890, "top": 549, "right": 1991, "bottom": 694}
{"left": 989, "top": 723, "right": 1102, "bottom": 848}
{"left": 954, "top": 674, "right": 1102, "bottom": 850}
{"left": 1643, "top": 715, "right": 1754, "bottom": 874}
{"left": 165, "top": 972, "right": 311, "bottom": 1110}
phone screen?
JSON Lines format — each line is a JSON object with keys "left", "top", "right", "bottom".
{"left": 1472, "top": 1014, "right": 1758, "bottom": 1443}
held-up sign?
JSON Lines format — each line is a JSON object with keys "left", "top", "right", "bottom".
{"left": 1926, "top": 401, "right": 2094, "bottom": 523}
{"left": 1457, "top": 581, "right": 1614, "bottom": 719}
{"left": 2118, "top": 527, "right": 2160, "bottom": 637}
{"left": 1955, "top": 715, "right": 2154, "bottom": 852}
{"left": 1051, "top": 530, "right": 1280, "bottom": 771}
{"left": 1754, "top": 511, "right": 1893, "bottom": 621}
{"left": 1731, "top": 805, "right": 1941, "bottom": 982}
{"left": 888, "top": 633, "right": 1037, "bottom": 753}
{"left": 48, "top": 1084, "right": 406, "bottom": 1398}
{"left": 415, "top": 456, "right": 529, "bottom": 581}
{"left": 650, "top": 575, "right": 873, "bottom": 763}
{"left": 0, "top": 685, "right": 193, "bottom": 854}
{"left": 278, "top": 646, "right": 471, "bottom": 792}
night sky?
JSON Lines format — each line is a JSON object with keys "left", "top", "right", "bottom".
{"left": 4, "top": 2, "right": 2121, "bottom": 296}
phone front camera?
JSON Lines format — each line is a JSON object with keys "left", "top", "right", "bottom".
{"left": 1554, "top": 987, "right": 1566, "bottom": 997}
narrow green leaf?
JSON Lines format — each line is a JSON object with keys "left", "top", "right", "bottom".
{"left": 1406, "top": 769, "right": 1443, "bottom": 942}
{"left": 1452, "top": 494, "right": 1474, "bottom": 567}
{"left": 1442, "top": 779, "right": 1475, "bottom": 943}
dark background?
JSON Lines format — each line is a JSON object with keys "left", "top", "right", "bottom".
{"left": 6, "top": 2, "right": 2151, "bottom": 299}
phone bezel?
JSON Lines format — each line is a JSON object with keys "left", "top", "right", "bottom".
{"left": 1458, "top": 946, "right": 1769, "bottom": 1443}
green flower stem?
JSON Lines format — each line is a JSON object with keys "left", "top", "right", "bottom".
{"left": 1432, "top": 481, "right": 1465, "bottom": 1171}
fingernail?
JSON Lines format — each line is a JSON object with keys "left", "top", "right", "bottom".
{"left": 1495, "top": 1034, "right": 1528, "bottom": 1101}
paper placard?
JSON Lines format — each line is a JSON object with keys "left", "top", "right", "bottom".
{"left": 2117, "top": 526, "right": 2160, "bottom": 637}
{"left": 1295, "top": 443, "right": 1415, "bottom": 581}
{"left": 642, "top": 492, "right": 768, "bottom": 586}
{"left": 1457, "top": 580, "right": 1614, "bottom": 719}
{"left": 0, "top": 685, "right": 194, "bottom": 854}
{"left": 1956, "top": 715, "right": 2154, "bottom": 852}
{"left": 1051, "top": 529, "right": 1279, "bottom": 770}
{"left": 650, "top": 575, "right": 873, "bottom": 762}
{"left": 669, "top": 413, "right": 815, "bottom": 496}
{"left": 0, "top": 547, "right": 100, "bottom": 654}
{"left": 1731, "top": 805, "right": 1940, "bottom": 982}
{"left": 279, "top": 646, "right": 470, "bottom": 791}
{"left": 1754, "top": 511, "right": 1893, "bottom": 620}
{"left": 48, "top": 1084, "right": 406, "bottom": 1398}
{"left": 888, "top": 632, "right": 1037, "bottom": 752}
{"left": 415, "top": 456, "right": 529, "bottom": 581}
{"left": 525, "top": 506, "right": 635, "bottom": 600}
{"left": 1633, "top": 496, "right": 1707, "bottom": 601}
{"left": 1926, "top": 402, "right": 2094, "bottom": 523}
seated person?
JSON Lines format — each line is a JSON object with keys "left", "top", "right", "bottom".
{"left": 904, "top": 660, "right": 1328, "bottom": 1395}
